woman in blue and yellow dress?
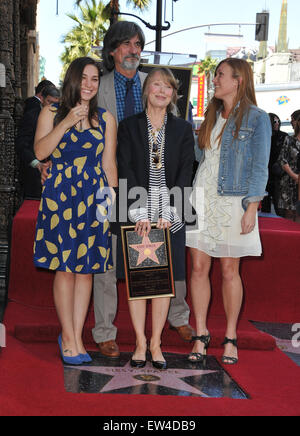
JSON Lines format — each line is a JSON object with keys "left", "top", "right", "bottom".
{"left": 33, "top": 57, "right": 117, "bottom": 365}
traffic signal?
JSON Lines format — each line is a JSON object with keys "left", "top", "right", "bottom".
{"left": 255, "top": 12, "right": 269, "bottom": 41}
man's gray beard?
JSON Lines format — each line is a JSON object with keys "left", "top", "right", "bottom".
{"left": 121, "top": 58, "right": 140, "bottom": 71}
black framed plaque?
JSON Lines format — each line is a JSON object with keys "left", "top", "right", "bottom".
{"left": 121, "top": 224, "right": 175, "bottom": 301}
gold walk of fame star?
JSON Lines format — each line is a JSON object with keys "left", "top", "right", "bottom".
{"left": 129, "top": 235, "right": 164, "bottom": 266}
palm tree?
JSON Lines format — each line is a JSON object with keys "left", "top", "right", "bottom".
{"left": 76, "top": 0, "right": 150, "bottom": 8}
{"left": 76, "top": 0, "right": 151, "bottom": 24}
{"left": 60, "top": 0, "right": 151, "bottom": 79}
{"left": 198, "top": 56, "right": 218, "bottom": 105}
{"left": 60, "top": 0, "right": 108, "bottom": 79}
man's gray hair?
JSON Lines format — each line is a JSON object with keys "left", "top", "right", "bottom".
{"left": 102, "top": 21, "right": 145, "bottom": 72}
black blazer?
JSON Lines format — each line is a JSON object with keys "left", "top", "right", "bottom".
{"left": 115, "top": 111, "right": 195, "bottom": 280}
{"left": 117, "top": 111, "right": 195, "bottom": 211}
{"left": 23, "top": 96, "right": 42, "bottom": 113}
{"left": 15, "top": 105, "right": 42, "bottom": 199}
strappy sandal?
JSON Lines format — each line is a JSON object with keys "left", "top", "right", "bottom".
{"left": 221, "top": 337, "right": 238, "bottom": 365}
{"left": 187, "top": 333, "right": 211, "bottom": 362}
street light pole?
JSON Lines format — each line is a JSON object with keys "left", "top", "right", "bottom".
{"left": 156, "top": 0, "right": 163, "bottom": 52}
{"left": 145, "top": 22, "right": 261, "bottom": 47}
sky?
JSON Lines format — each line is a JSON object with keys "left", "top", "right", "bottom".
{"left": 38, "top": 0, "right": 300, "bottom": 86}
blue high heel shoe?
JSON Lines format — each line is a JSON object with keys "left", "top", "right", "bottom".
{"left": 58, "top": 334, "right": 83, "bottom": 365}
{"left": 79, "top": 353, "right": 92, "bottom": 363}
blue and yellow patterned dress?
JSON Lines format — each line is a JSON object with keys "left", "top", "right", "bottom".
{"left": 33, "top": 107, "right": 113, "bottom": 274}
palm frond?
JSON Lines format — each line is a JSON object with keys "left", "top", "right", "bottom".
{"left": 128, "top": 0, "right": 151, "bottom": 10}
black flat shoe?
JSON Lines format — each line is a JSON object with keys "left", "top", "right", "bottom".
{"left": 149, "top": 351, "right": 167, "bottom": 370}
{"left": 151, "top": 359, "right": 167, "bottom": 370}
{"left": 130, "top": 348, "right": 147, "bottom": 368}
{"left": 221, "top": 337, "right": 238, "bottom": 365}
{"left": 130, "top": 358, "right": 146, "bottom": 368}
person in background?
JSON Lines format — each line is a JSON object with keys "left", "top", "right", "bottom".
{"left": 40, "top": 85, "right": 60, "bottom": 106}
{"left": 290, "top": 110, "right": 300, "bottom": 132}
{"left": 117, "top": 67, "right": 195, "bottom": 369}
{"left": 92, "top": 21, "right": 195, "bottom": 359}
{"left": 92, "top": 21, "right": 147, "bottom": 359}
{"left": 277, "top": 111, "right": 300, "bottom": 222}
{"left": 186, "top": 58, "right": 271, "bottom": 365}
{"left": 33, "top": 57, "right": 117, "bottom": 365}
{"left": 261, "top": 113, "right": 287, "bottom": 216}
{"left": 297, "top": 157, "right": 300, "bottom": 219}
{"left": 15, "top": 84, "right": 60, "bottom": 199}
{"left": 23, "top": 79, "right": 55, "bottom": 113}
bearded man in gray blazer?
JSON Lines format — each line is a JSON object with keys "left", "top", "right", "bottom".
{"left": 93, "top": 21, "right": 194, "bottom": 358}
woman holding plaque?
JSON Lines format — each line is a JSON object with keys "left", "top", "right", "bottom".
{"left": 186, "top": 58, "right": 271, "bottom": 365}
{"left": 117, "top": 67, "right": 194, "bottom": 369}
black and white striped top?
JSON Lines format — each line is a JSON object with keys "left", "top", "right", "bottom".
{"left": 130, "top": 112, "right": 183, "bottom": 234}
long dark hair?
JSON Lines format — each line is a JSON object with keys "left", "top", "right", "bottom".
{"left": 269, "top": 113, "right": 281, "bottom": 130}
{"left": 293, "top": 111, "right": 300, "bottom": 137}
{"left": 54, "top": 57, "right": 100, "bottom": 127}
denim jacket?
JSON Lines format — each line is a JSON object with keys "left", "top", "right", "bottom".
{"left": 195, "top": 104, "right": 271, "bottom": 210}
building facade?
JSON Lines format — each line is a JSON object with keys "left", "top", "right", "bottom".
{"left": 0, "top": 0, "right": 39, "bottom": 300}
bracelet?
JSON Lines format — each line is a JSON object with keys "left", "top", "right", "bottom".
{"left": 30, "top": 159, "right": 41, "bottom": 168}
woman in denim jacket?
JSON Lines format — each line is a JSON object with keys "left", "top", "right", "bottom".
{"left": 186, "top": 58, "right": 271, "bottom": 365}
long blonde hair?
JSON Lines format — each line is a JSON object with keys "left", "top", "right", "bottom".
{"left": 198, "top": 58, "right": 257, "bottom": 149}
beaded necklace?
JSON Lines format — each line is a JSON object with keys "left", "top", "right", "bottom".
{"left": 146, "top": 111, "right": 167, "bottom": 170}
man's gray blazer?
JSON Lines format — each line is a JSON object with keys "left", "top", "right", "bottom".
{"left": 97, "top": 70, "right": 147, "bottom": 125}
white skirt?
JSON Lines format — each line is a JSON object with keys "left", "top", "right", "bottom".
{"left": 186, "top": 116, "right": 262, "bottom": 258}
